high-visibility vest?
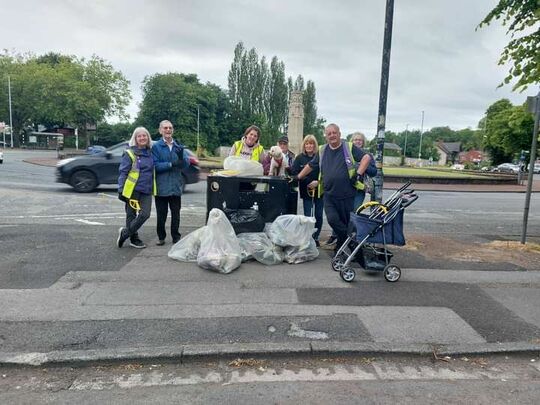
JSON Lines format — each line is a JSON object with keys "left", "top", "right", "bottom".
{"left": 317, "top": 142, "right": 364, "bottom": 197}
{"left": 233, "top": 140, "right": 264, "bottom": 162}
{"left": 121, "top": 149, "right": 157, "bottom": 199}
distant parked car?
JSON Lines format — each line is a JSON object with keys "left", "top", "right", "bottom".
{"left": 451, "top": 163, "right": 465, "bottom": 170}
{"left": 56, "top": 141, "right": 200, "bottom": 192}
{"left": 534, "top": 163, "right": 540, "bottom": 174}
{"left": 86, "top": 145, "right": 106, "bottom": 154}
{"left": 491, "top": 163, "right": 519, "bottom": 174}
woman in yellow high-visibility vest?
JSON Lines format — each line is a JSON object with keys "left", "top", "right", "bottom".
{"left": 229, "top": 125, "right": 265, "bottom": 164}
{"left": 117, "top": 127, "right": 156, "bottom": 249}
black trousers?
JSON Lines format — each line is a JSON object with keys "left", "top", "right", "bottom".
{"left": 323, "top": 194, "right": 354, "bottom": 248}
{"left": 155, "top": 195, "right": 182, "bottom": 241}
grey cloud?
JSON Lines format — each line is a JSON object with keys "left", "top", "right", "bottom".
{"left": 1, "top": 0, "right": 529, "bottom": 136}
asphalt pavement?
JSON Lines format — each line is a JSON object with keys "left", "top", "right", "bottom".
{"left": 0, "top": 226, "right": 539, "bottom": 366}
{"left": 0, "top": 155, "right": 539, "bottom": 366}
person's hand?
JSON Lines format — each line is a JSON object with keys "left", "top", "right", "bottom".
{"left": 118, "top": 192, "right": 127, "bottom": 202}
{"left": 307, "top": 180, "right": 318, "bottom": 189}
{"left": 287, "top": 174, "right": 298, "bottom": 183}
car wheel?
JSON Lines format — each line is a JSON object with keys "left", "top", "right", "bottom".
{"left": 70, "top": 170, "right": 98, "bottom": 192}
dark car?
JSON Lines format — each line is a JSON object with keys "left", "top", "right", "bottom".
{"left": 56, "top": 141, "right": 200, "bottom": 192}
{"left": 85, "top": 145, "right": 106, "bottom": 154}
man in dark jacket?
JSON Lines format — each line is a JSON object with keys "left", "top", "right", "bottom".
{"left": 296, "top": 123, "right": 371, "bottom": 254}
{"left": 152, "top": 120, "right": 190, "bottom": 245}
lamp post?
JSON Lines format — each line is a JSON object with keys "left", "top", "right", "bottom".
{"left": 196, "top": 104, "right": 200, "bottom": 157}
{"left": 8, "top": 75, "right": 13, "bottom": 148}
{"left": 521, "top": 91, "right": 540, "bottom": 244}
{"left": 418, "top": 110, "right": 424, "bottom": 161}
{"left": 403, "top": 123, "right": 409, "bottom": 160}
{"left": 373, "top": 0, "right": 395, "bottom": 203}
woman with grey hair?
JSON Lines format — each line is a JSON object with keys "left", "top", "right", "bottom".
{"left": 117, "top": 126, "right": 156, "bottom": 249}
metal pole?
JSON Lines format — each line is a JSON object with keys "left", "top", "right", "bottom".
{"left": 373, "top": 0, "right": 395, "bottom": 203}
{"left": 197, "top": 104, "right": 200, "bottom": 156}
{"left": 403, "top": 123, "right": 409, "bottom": 160}
{"left": 8, "top": 75, "right": 13, "bottom": 148}
{"left": 418, "top": 110, "right": 424, "bottom": 161}
{"left": 1, "top": 122, "right": 5, "bottom": 147}
{"left": 521, "top": 91, "right": 540, "bottom": 244}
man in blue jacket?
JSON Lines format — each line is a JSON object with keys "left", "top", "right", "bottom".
{"left": 152, "top": 120, "right": 190, "bottom": 245}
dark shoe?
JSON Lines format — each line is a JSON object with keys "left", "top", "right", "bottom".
{"left": 172, "top": 237, "right": 181, "bottom": 244}
{"left": 130, "top": 238, "right": 146, "bottom": 249}
{"left": 315, "top": 240, "right": 320, "bottom": 247}
{"left": 117, "top": 227, "right": 129, "bottom": 248}
{"left": 156, "top": 240, "right": 165, "bottom": 246}
{"left": 324, "top": 235, "right": 337, "bottom": 246}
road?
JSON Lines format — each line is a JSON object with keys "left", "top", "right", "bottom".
{"left": 1, "top": 353, "right": 539, "bottom": 403}
{"left": 1, "top": 149, "right": 539, "bottom": 288}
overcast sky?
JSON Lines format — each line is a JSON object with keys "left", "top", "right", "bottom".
{"left": 1, "top": 0, "right": 531, "bottom": 138}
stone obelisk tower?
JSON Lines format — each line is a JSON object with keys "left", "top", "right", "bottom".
{"left": 287, "top": 90, "right": 304, "bottom": 155}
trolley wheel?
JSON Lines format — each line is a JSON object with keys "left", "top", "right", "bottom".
{"left": 331, "top": 256, "right": 345, "bottom": 272}
{"left": 383, "top": 265, "right": 401, "bottom": 282}
{"left": 340, "top": 267, "right": 356, "bottom": 282}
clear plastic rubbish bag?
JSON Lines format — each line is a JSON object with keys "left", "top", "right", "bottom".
{"left": 238, "top": 232, "right": 284, "bottom": 265}
{"left": 168, "top": 226, "right": 207, "bottom": 262}
{"left": 197, "top": 208, "right": 242, "bottom": 274}
{"left": 223, "top": 156, "right": 263, "bottom": 176}
{"left": 265, "top": 215, "right": 316, "bottom": 247}
{"left": 283, "top": 238, "right": 319, "bottom": 264}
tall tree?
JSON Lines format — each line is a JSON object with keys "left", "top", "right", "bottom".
{"left": 267, "top": 57, "right": 288, "bottom": 136}
{"left": 303, "top": 80, "right": 318, "bottom": 135}
{"left": 478, "top": 0, "right": 540, "bottom": 91}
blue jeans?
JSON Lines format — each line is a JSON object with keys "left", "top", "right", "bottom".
{"left": 125, "top": 192, "right": 152, "bottom": 240}
{"left": 303, "top": 197, "right": 324, "bottom": 241}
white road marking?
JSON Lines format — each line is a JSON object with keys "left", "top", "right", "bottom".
{"left": 65, "top": 362, "right": 522, "bottom": 391}
{"left": 71, "top": 371, "right": 223, "bottom": 390}
{"left": 286, "top": 322, "right": 329, "bottom": 340}
{"left": 75, "top": 219, "right": 105, "bottom": 225}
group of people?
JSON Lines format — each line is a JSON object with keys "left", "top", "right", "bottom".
{"left": 117, "top": 120, "right": 375, "bottom": 254}
{"left": 117, "top": 120, "right": 189, "bottom": 249}
{"left": 228, "top": 123, "right": 375, "bottom": 251}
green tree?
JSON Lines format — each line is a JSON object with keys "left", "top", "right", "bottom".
{"left": 478, "top": 0, "right": 540, "bottom": 91}
{"left": 95, "top": 122, "right": 135, "bottom": 146}
{"left": 482, "top": 98, "right": 535, "bottom": 163}
{"left": 137, "top": 72, "right": 229, "bottom": 153}
{"left": 0, "top": 52, "right": 130, "bottom": 147}
{"left": 303, "top": 80, "right": 318, "bottom": 135}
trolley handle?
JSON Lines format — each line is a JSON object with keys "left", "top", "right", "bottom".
{"left": 401, "top": 194, "right": 418, "bottom": 208}
{"left": 396, "top": 181, "right": 412, "bottom": 193}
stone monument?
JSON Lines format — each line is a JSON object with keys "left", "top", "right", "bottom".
{"left": 287, "top": 90, "right": 304, "bottom": 155}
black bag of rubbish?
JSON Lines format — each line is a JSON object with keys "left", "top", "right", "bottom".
{"left": 224, "top": 208, "right": 265, "bottom": 234}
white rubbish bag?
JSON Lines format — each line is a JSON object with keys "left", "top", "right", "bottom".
{"left": 223, "top": 156, "right": 264, "bottom": 176}
{"left": 283, "top": 238, "right": 319, "bottom": 264}
{"left": 168, "top": 226, "right": 207, "bottom": 262}
{"left": 237, "top": 232, "right": 284, "bottom": 265}
{"left": 197, "top": 208, "right": 242, "bottom": 274}
{"left": 266, "top": 215, "right": 316, "bottom": 248}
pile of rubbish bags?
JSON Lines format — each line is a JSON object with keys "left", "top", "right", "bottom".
{"left": 168, "top": 208, "right": 319, "bottom": 274}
